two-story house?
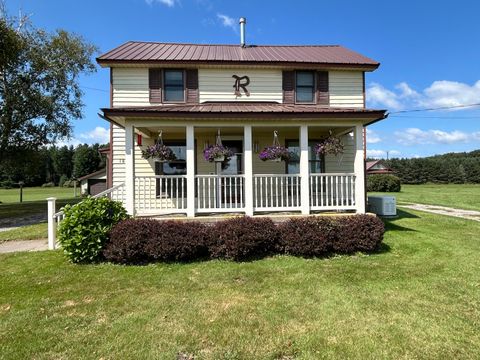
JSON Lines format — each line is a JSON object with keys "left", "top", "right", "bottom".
{"left": 96, "top": 20, "right": 387, "bottom": 217}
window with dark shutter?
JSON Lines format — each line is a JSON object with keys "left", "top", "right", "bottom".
{"left": 149, "top": 68, "right": 162, "bottom": 104}
{"left": 316, "top": 71, "right": 329, "bottom": 105}
{"left": 282, "top": 71, "right": 295, "bottom": 104}
{"left": 185, "top": 69, "right": 199, "bottom": 103}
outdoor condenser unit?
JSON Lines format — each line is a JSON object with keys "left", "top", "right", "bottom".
{"left": 368, "top": 196, "right": 397, "bottom": 216}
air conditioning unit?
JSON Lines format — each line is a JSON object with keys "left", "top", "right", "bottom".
{"left": 368, "top": 196, "right": 397, "bottom": 216}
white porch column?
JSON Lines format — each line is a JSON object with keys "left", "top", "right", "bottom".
{"left": 244, "top": 125, "right": 254, "bottom": 216}
{"left": 124, "top": 122, "right": 135, "bottom": 216}
{"left": 186, "top": 125, "right": 195, "bottom": 217}
{"left": 354, "top": 124, "right": 366, "bottom": 213}
{"left": 299, "top": 125, "right": 310, "bottom": 215}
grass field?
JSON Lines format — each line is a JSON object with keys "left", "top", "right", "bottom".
{"left": 1, "top": 209, "right": 479, "bottom": 359}
{"left": 0, "top": 187, "right": 78, "bottom": 204}
{"left": 370, "top": 183, "right": 480, "bottom": 211}
{"left": 0, "top": 187, "right": 79, "bottom": 223}
{"left": 0, "top": 223, "right": 48, "bottom": 242}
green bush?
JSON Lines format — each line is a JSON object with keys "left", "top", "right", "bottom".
{"left": 0, "top": 179, "right": 16, "bottom": 189}
{"left": 367, "top": 174, "right": 401, "bottom": 192}
{"left": 58, "top": 197, "right": 129, "bottom": 263}
{"left": 58, "top": 175, "right": 68, "bottom": 187}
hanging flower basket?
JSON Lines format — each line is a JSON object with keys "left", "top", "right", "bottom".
{"left": 259, "top": 146, "right": 291, "bottom": 162}
{"left": 203, "top": 144, "right": 233, "bottom": 162}
{"left": 141, "top": 143, "right": 177, "bottom": 162}
{"left": 259, "top": 130, "right": 291, "bottom": 162}
{"left": 314, "top": 134, "right": 344, "bottom": 156}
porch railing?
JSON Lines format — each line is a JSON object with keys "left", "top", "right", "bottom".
{"left": 310, "top": 173, "right": 356, "bottom": 210}
{"left": 195, "top": 174, "right": 245, "bottom": 212}
{"left": 253, "top": 174, "right": 301, "bottom": 211}
{"left": 134, "top": 175, "right": 187, "bottom": 214}
{"left": 47, "top": 183, "right": 126, "bottom": 250}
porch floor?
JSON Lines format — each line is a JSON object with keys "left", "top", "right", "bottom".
{"left": 140, "top": 210, "right": 363, "bottom": 223}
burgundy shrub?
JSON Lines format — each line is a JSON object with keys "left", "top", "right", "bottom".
{"left": 332, "top": 214, "right": 385, "bottom": 253}
{"left": 209, "top": 217, "right": 279, "bottom": 261}
{"left": 278, "top": 217, "right": 337, "bottom": 257}
{"left": 104, "top": 219, "right": 210, "bottom": 264}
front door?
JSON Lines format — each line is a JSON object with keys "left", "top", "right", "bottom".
{"left": 218, "top": 140, "right": 243, "bottom": 206}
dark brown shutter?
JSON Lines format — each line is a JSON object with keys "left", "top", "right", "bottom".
{"left": 282, "top": 71, "right": 295, "bottom": 104}
{"left": 185, "top": 69, "right": 199, "bottom": 103}
{"left": 316, "top": 71, "right": 329, "bottom": 105}
{"left": 149, "top": 68, "right": 162, "bottom": 103}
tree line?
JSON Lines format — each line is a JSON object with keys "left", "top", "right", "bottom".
{"left": 0, "top": 144, "right": 106, "bottom": 188}
{"left": 381, "top": 150, "right": 480, "bottom": 184}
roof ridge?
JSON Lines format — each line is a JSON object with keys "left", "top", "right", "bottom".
{"left": 121, "top": 41, "right": 341, "bottom": 48}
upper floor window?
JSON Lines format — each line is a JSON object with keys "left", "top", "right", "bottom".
{"left": 295, "top": 71, "right": 315, "bottom": 103}
{"left": 164, "top": 70, "right": 185, "bottom": 102}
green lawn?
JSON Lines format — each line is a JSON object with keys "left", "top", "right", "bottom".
{"left": 0, "top": 187, "right": 80, "bottom": 221}
{"left": 0, "top": 186, "right": 78, "bottom": 204}
{"left": 1, "top": 209, "right": 479, "bottom": 359}
{"left": 0, "top": 223, "right": 48, "bottom": 242}
{"left": 370, "top": 183, "right": 480, "bottom": 211}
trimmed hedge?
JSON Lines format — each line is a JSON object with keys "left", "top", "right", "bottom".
{"left": 209, "top": 217, "right": 278, "bottom": 261}
{"left": 103, "top": 219, "right": 210, "bottom": 264}
{"left": 367, "top": 174, "right": 401, "bottom": 192}
{"left": 104, "top": 215, "right": 385, "bottom": 264}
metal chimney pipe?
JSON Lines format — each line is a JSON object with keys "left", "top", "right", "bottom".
{"left": 239, "top": 17, "right": 246, "bottom": 47}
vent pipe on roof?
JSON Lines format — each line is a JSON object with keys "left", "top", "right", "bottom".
{"left": 239, "top": 17, "right": 246, "bottom": 47}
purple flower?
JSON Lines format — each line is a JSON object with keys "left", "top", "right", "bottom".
{"left": 141, "top": 144, "right": 177, "bottom": 161}
{"left": 203, "top": 144, "right": 234, "bottom": 162}
{"left": 314, "top": 136, "right": 344, "bottom": 156}
{"left": 259, "top": 146, "right": 291, "bottom": 161}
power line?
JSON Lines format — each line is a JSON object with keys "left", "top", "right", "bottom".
{"left": 390, "top": 115, "right": 480, "bottom": 119}
{"left": 389, "top": 103, "right": 480, "bottom": 114}
{"left": 81, "top": 86, "right": 109, "bottom": 93}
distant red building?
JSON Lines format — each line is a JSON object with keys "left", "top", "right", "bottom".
{"left": 366, "top": 160, "right": 394, "bottom": 175}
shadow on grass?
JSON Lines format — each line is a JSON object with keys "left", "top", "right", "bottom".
{"left": 382, "top": 209, "right": 419, "bottom": 233}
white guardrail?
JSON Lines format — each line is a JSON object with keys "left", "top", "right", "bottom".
{"left": 47, "top": 183, "right": 125, "bottom": 250}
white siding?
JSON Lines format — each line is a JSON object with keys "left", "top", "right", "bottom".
{"left": 112, "top": 125, "right": 125, "bottom": 186}
{"left": 324, "top": 133, "right": 355, "bottom": 173}
{"left": 199, "top": 68, "right": 283, "bottom": 103}
{"left": 112, "top": 68, "right": 150, "bottom": 107}
{"left": 329, "top": 71, "right": 364, "bottom": 108}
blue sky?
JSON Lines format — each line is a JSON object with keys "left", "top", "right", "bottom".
{"left": 7, "top": 0, "right": 480, "bottom": 158}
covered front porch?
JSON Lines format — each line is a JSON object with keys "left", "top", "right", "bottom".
{"left": 116, "top": 119, "right": 367, "bottom": 217}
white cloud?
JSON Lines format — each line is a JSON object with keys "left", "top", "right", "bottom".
{"left": 394, "top": 128, "right": 475, "bottom": 146}
{"left": 79, "top": 126, "right": 110, "bottom": 144}
{"left": 56, "top": 126, "right": 110, "bottom": 147}
{"left": 366, "top": 149, "right": 401, "bottom": 159}
{"left": 366, "top": 129, "right": 382, "bottom": 144}
{"left": 367, "top": 83, "right": 403, "bottom": 110}
{"left": 367, "top": 80, "right": 480, "bottom": 111}
{"left": 146, "top": 0, "right": 177, "bottom": 7}
{"left": 366, "top": 149, "right": 386, "bottom": 158}
{"left": 217, "top": 13, "right": 236, "bottom": 31}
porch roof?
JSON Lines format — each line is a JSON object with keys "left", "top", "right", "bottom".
{"left": 101, "top": 103, "right": 387, "bottom": 125}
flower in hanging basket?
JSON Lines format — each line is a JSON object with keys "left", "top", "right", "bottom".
{"left": 203, "top": 144, "right": 234, "bottom": 162}
{"left": 259, "top": 145, "right": 291, "bottom": 162}
{"left": 141, "top": 143, "right": 177, "bottom": 162}
{"left": 314, "top": 135, "right": 344, "bottom": 156}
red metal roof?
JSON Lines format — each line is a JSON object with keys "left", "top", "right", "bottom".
{"left": 103, "top": 103, "right": 385, "bottom": 114}
{"left": 97, "top": 42, "right": 379, "bottom": 69}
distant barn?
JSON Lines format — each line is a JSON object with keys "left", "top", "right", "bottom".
{"left": 366, "top": 160, "right": 393, "bottom": 175}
